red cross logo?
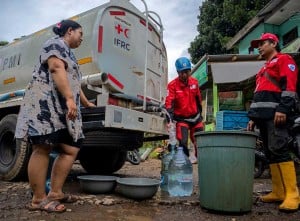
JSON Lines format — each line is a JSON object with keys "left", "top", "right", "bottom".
{"left": 115, "top": 24, "right": 123, "bottom": 34}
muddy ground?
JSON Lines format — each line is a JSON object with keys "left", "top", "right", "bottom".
{"left": 1, "top": 159, "right": 300, "bottom": 221}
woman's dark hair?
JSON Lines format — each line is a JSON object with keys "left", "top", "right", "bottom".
{"left": 52, "top": 20, "right": 81, "bottom": 37}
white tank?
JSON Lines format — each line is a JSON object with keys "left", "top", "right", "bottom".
{"left": 0, "top": 0, "right": 168, "bottom": 181}
{"left": 0, "top": 0, "right": 168, "bottom": 106}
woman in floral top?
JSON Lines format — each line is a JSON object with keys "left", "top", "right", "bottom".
{"left": 15, "top": 20, "right": 95, "bottom": 213}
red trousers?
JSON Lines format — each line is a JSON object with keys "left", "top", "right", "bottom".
{"left": 176, "top": 121, "right": 204, "bottom": 157}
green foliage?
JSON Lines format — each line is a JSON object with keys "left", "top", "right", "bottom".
{"left": 189, "top": 0, "right": 271, "bottom": 64}
{"left": 0, "top": 41, "right": 9, "bottom": 46}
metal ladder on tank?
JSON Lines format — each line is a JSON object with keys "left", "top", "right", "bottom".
{"left": 139, "top": 0, "right": 165, "bottom": 111}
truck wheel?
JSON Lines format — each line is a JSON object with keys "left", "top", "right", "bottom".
{"left": 79, "top": 147, "right": 127, "bottom": 174}
{"left": 0, "top": 114, "right": 31, "bottom": 181}
{"left": 126, "top": 149, "right": 141, "bottom": 165}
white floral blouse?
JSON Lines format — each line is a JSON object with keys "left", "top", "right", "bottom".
{"left": 15, "top": 36, "right": 83, "bottom": 142}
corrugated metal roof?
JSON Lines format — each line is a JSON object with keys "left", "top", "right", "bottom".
{"left": 192, "top": 53, "right": 300, "bottom": 85}
{"left": 210, "top": 61, "right": 264, "bottom": 84}
{"left": 192, "top": 54, "right": 263, "bottom": 73}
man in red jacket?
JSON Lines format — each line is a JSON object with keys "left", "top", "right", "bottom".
{"left": 165, "top": 57, "right": 204, "bottom": 160}
{"left": 247, "top": 33, "right": 299, "bottom": 211}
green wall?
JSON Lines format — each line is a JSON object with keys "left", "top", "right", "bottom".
{"left": 238, "top": 17, "right": 300, "bottom": 55}
{"left": 238, "top": 24, "right": 265, "bottom": 54}
{"left": 238, "top": 24, "right": 279, "bottom": 54}
{"left": 279, "top": 17, "right": 300, "bottom": 40}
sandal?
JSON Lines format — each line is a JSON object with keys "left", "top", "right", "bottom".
{"left": 59, "top": 194, "right": 79, "bottom": 203}
{"left": 26, "top": 202, "right": 43, "bottom": 211}
{"left": 27, "top": 199, "right": 66, "bottom": 213}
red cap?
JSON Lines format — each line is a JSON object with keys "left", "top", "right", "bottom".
{"left": 250, "top": 33, "right": 279, "bottom": 48}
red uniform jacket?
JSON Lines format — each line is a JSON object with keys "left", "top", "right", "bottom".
{"left": 165, "top": 77, "right": 202, "bottom": 123}
{"left": 248, "top": 53, "right": 298, "bottom": 120}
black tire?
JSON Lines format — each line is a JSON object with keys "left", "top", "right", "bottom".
{"left": 0, "top": 114, "right": 31, "bottom": 181}
{"left": 126, "top": 149, "right": 141, "bottom": 165}
{"left": 254, "top": 158, "right": 264, "bottom": 178}
{"left": 79, "top": 147, "right": 127, "bottom": 174}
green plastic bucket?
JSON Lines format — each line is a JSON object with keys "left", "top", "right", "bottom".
{"left": 195, "top": 131, "right": 257, "bottom": 213}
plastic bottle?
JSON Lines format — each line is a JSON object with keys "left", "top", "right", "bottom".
{"left": 45, "top": 152, "right": 57, "bottom": 194}
{"left": 168, "top": 146, "right": 193, "bottom": 196}
{"left": 168, "top": 123, "right": 177, "bottom": 146}
{"left": 160, "top": 144, "right": 175, "bottom": 192}
{"left": 45, "top": 178, "right": 51, "bottom": 194}
{"left": 160, "top": 122, "right": 177, "bottom": 191}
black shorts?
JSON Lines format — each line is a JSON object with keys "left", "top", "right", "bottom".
{"left": 28, "top": 129, "right": 83, "bottom": 148}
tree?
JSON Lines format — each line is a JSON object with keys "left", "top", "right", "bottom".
{"left": 188, "top": 0, "right": 271, "bottom": 64}
{"left": 0, "top": 41, "right": 9, "bottom": 46}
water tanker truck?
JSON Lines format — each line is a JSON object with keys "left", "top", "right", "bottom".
{"left": 0, "top": 0, "right": 168, "bottom": 181}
